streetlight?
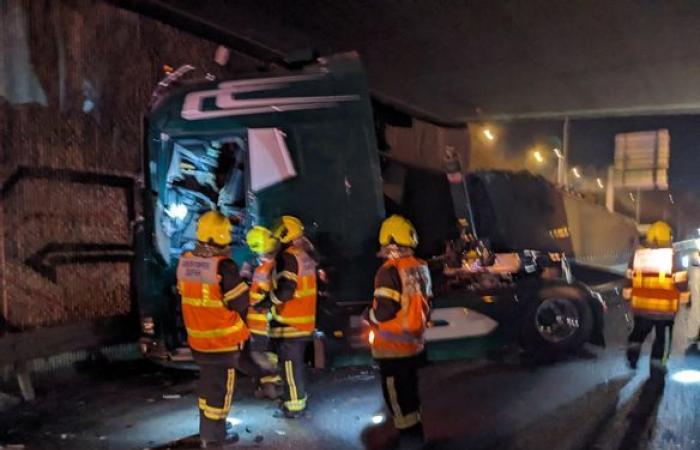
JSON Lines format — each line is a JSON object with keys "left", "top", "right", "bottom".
{"left": 571, "top": 167, "right": 581, "bottom": 179}
{"left": 553, "top": 148, "right": 563, "bottom": 159}
{"left": 483, "top": 128, "right": 495, "bottom": 141}
{"left": 596, "top": 178, "right": 604, "bottom": 189}
{"left": 533, "top": 150, "right": 544, "bottom": 163}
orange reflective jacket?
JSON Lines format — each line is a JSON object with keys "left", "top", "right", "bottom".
{"left": 247, "top": 259, "right": 275, "bottom": 336}
{"left": 270, "top": 246, "right": 317, "bottom": 338}
{"left": 370, "top": 256, "right": 431, "bottom": 359}
{"left": 629, "top": 247, "right": 683, "bottom": 319}
{"left": 177, "top": 253, "right": 249, "bottom": 352}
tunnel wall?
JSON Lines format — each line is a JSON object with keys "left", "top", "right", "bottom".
{"left": 0, "top": 0, "right": 262, "bottom": 344}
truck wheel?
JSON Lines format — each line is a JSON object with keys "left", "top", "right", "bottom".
{"left": 520, "top": 287, "right": 594, "bottom": 355}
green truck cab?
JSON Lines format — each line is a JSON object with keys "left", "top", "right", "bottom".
{"left": 137, "top": 53, "right": 611, "bottom": 367}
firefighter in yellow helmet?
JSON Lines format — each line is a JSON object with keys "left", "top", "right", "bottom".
{"left": 365, "top": 215, "right": 432, "bottom": 444}
{"left": 268, "top": 215, "right": 318, "bottom": 418}
{"left": 624, "top": 221, "right": 689, "bottom": 375}
{"left": 176, "top": 210, "right": 251, "bottom": 447}
{"left": 245, "top": 226, "right": 283, "bottom": 400}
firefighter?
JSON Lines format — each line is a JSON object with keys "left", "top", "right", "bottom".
{"left": 176, "top": 210, "right": 250, "bottom": 448}
{"left": 245, "top": 226, "right": 283, "bottom": 399}
{"left": 624, "top": 221, "right": 689, "bottom": 375}
{"left": 366, "top": 215, "right": 432, "bottom": 442}
{"left": 269, "top": 215, "right": 318, "bottom": 418}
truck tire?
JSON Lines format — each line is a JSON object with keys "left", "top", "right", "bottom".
{"left": 519, "top": 285, "right": 594, "bottom": 355}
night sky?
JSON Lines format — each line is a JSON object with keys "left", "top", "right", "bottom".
{"left": 495, "top": 115, "right": 700, "bottom": 197}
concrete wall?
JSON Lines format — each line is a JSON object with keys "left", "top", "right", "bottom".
{"left": 0, "top": 0, "right": 262, "bottom": 331}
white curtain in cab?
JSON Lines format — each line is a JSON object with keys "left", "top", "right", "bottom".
{"left": 248, "top": 128, "right": 297, "bottom": 192}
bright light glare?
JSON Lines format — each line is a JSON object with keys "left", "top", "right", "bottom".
{"left": 572, "top": 167, "right": 581, "bottom": 178}
{"left": 533, "top": 150, "right": 544, "bottom": 163}
{"left": 553, "top": 148, "right": 563, "bottom": 159}
{"left": 671, "top": 370, "right": 700, "bottom": 384}
{"left": 596, "top": 178, "right": 604, "bottom": 189}
{"left": 166, "top": 203, "right": 188, "bottom": 220}
{"left": 634, "top": 248, "right": 673, "bottom": 274}
{"left": 227, "top": 417, "right": 242, "bottom": 426}
{"left": 368, "top": 330, "right": 375, "bottom": 345}
{"left": 669, "top": 193, "right": 675, "bottom": 204}
{"left": 483, "top": 128, "right": 495, "bottom": 141}
{"left": 372, "top": 414, "right": 385, "bottom": 424}
{"left": 682, "top": 255, "right": 690, "bottom": 268}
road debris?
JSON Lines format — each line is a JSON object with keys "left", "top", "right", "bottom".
{"left": 162, "top": 394, "right": 181, "bottom": 400}
{"left": 274, "top": 430, "right": 286, "bottom": 436}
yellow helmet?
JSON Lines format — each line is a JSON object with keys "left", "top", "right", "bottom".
{"left": 646, "top": 221, "right": 673, "bottom": 247}
{"left": 273, "top": 215, "right": 304, "bottom": 244}
{"left": 196, "top": 211, "right": 233, "bottom": 246}
{"left": 246, "top": 226, "right": 279, "bottom": 255}
{"left": 379, "top": 215, "right": 418, "bottom": 248}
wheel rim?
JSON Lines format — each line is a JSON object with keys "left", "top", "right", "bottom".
{"left": 534, "top": 298, "right": 581, "bottom": 343}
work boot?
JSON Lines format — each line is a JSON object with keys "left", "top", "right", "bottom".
{"left": 273, "top": 407, "right": 305, "bottom": 419}
{"left": 650, "top": 359, "right": 668, "bottom": 379}
{"left": 360, "top": 421, "right": 400, "bottom": 450}
{"left": 399, "top": 423, "right": 425, "bottom": 448}
{"left": 200, "top": 432, "right": 239, "bottom": 449}
{"left": 254, "top": 382, "right": 282, "bottom": 400}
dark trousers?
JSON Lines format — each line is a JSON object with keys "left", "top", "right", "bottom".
{"left": 376, "top": 352, "right": 426, "bottom": 430}
{"left": 193, "top": 351, "right": 240, "bottom": 443}
{"left": 248, "top": 334, "right": 280, "bottom": 385}
{"left": 272, "top": 337, "right": 309, "bottom": 412}
{"left": 628, "top": 315, "right": 674, "bottom": 366}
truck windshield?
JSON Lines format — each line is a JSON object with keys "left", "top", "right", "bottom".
{"left": 155, "top": 136, "right": 248, "bottom": 263}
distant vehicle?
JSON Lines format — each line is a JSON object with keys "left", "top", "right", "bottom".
{"left": 136, "top": 53, "right": 633, "bottom": 368}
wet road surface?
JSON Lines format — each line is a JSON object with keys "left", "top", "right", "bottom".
{"left": 3, "top": 287, "right": 700, "bottom": 450}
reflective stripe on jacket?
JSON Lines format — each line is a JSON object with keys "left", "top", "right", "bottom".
{"left": 247, "top": 259, "right": 275, "bottom": 336}
{"left": 177, "top": 253, "right": 249, "bottom": 352}
{"left": 371, "top": 256, "right": 431, "bottom": 359}
{"left": 629, "top": 247, "right": 684, "bottom": 319}
{"left": 270, "top": 246, "right": 317, "bottom": 338}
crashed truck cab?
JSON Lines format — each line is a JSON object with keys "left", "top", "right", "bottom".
{"left": 137, "top": 53, "right": 607, "bottom": 367}
{"left": 138, "top": 54, "right": 386, "bottom": 365}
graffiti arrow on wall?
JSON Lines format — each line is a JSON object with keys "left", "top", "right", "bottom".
{"left": 25, "top": 243, "right": 134, "bottom": 283}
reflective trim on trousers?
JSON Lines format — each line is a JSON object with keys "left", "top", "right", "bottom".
{"left": 284, "top": 360, "right": 307, "bottom": 411}
{"left": 198, "top": 368, "right": 235, "bottom": 420}
{"left": 386, "top": 376, "right": 420, "bottom": 430}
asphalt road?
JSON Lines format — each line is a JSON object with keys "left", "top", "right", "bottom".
{"left": 3, "top": 278, "right": 700, "bottom": 450}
